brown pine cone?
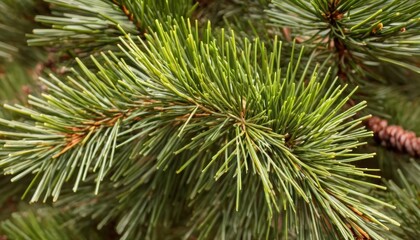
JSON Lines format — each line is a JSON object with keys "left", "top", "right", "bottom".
{"left": 366, "top": 116, "right": 420, "bottom": 158}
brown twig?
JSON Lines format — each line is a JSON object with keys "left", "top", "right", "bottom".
{"left": 53, "top": 111, "right": 129, "bottom": 158}
{"left": 53, "top": 98, "right": 219, "bottom": 158}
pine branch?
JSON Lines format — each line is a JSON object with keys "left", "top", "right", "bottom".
{"left": 267, "top": 0, "right": 420, "bottom": 74}
{"left": 267, "top": 1, "right": 420, "bottom": 165}
{"left": 28, "top": 0, "right": 138, "bottom": 52}
{"left": 28, "top": 0, "right": 196, "bottom": 56}
{"left": 0, "top": 19, "right": 398, "bottom": 239}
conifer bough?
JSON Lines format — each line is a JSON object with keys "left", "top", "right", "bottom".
{"left": 0, "top": 18, "right": 399, "bottom": 239}
{"left": 268, "top": 0, "right": 420, "bottom": 74}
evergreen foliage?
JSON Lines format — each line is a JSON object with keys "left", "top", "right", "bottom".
{"left": 0, "top": 0, "right": 419, "bottom": 239}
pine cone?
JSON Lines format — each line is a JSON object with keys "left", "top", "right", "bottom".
{"left": 366, "top": 116, "right": 420, "bottom": 158}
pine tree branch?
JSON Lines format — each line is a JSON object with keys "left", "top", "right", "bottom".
{"left": 1, "top": 1, "right": 419, "bottom": 239}
{"left": 267, "top": 0, "right": 420, "bottom": 74}
{"left": 0, "top": 19, "right": 398, "bottom": 239}
{"left": 27, "top": 0, "right": 139, "bottom": 53}
{"left": 27, "top": 0, "right": 196, "bottom": 56}
{"left": 268, "top": 1, "right": 420, "bottom": 162}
